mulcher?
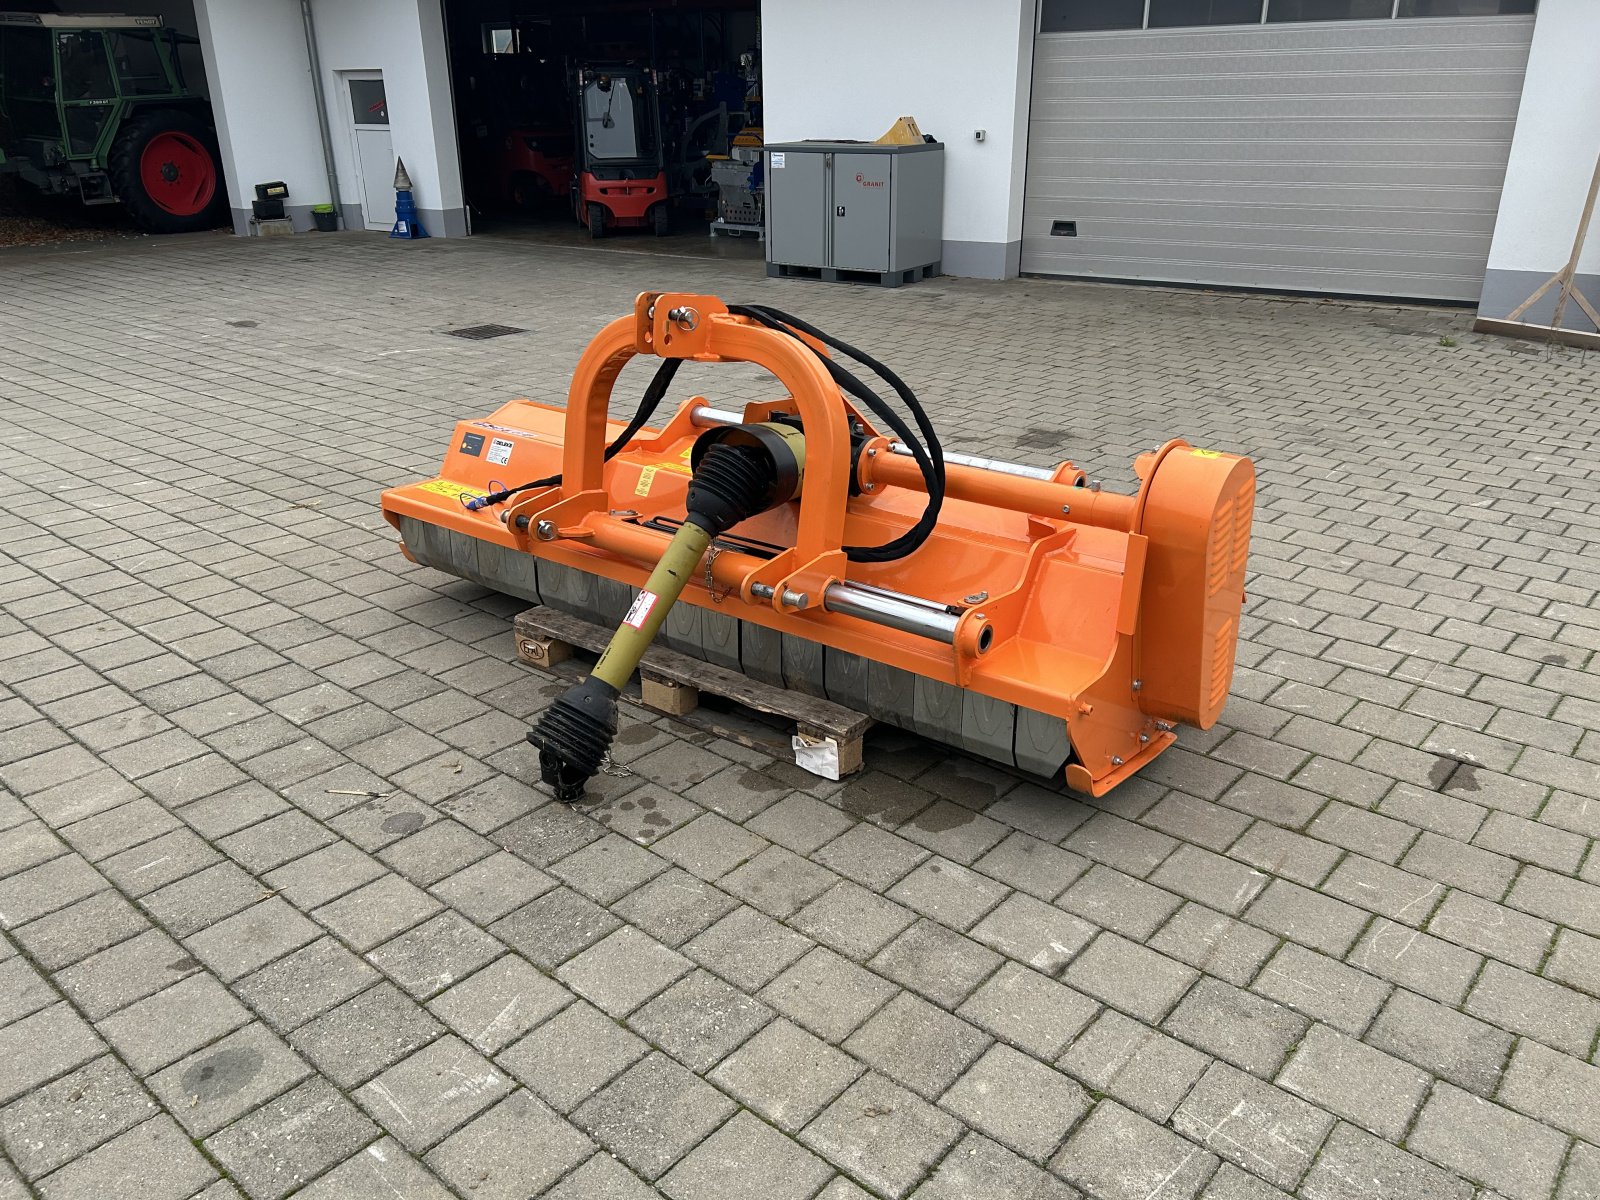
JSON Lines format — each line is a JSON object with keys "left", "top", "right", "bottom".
{"left": 381, "top": 293, "right": 1257, "bottom": 800}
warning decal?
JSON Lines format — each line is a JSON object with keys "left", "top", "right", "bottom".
{"left": 488, "top": 437, "right": 515, "bottom": 466}
{"left": 417, "top": 478, "right": 479, "bottom": 502}
{"left": 634, "top": 462, "right": 693, "bottom": 496}
{"left": 623, "top": 590, "right": 659, "bottom": 630}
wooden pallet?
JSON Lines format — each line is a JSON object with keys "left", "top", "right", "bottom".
{"left": 513, "top": 605, "right": 870, "bottom": 779}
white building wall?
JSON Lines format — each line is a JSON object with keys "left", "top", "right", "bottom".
{"left": 194, "top": 0, "right": 330, "bottom": 233}
{"left": 1478, "top": 0, "right": 1600, "bottom": 331}
{"left": 310, "top": 0, "right": 466, "bottom": 235}
{"left": 760, "top": 0, "right": 1035, "bottom": 278}
{"left": 194, "top": 0, "right": 465, "bottom": 236}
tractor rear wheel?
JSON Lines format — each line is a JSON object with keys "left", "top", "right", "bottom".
{"left": 108, "top": 109, "right": 226, "bottom": 234}
{"left": 586, "top": 201, "right": 606, "bottom": 239}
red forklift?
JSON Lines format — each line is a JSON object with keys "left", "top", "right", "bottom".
{"left": 572, "top": 64, "right": 668, "bottom": 238}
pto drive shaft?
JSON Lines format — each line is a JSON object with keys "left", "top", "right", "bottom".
{"left": 526, "top": 422, "right": 805, "bottom": 801}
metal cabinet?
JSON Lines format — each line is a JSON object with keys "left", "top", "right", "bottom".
{"left": 765, "top": 141, "right": 943, "bottom": 286}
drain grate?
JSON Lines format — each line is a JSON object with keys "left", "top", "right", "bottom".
{"left": 444, "top": 324, "right": 526, "bottom": 340}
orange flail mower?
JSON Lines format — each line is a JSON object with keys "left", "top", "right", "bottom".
{"left": 380, "top": 293, "right": 1256, "bottom": 800}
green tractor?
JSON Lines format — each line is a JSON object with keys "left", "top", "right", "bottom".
{"left": 0, "top": 12, "right": 225, "bottom": 233}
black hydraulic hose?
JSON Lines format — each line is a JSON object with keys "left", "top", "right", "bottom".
{"left": 469, "top": 305, "right": 946, "bottom": 563}
{"left": 464, "top": 357, "right": 682, "bottom": 510}
{"left": 727, "top": 303, "right": 945, "bottom": 563}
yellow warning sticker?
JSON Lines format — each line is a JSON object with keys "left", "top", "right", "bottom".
{"left": 634, "top": 462, "right": 693, "bottom": 496}
{"left": 1191, "top": 449, "right": 1221, "bottom": 459}
{"left": 418, "top": 478, "right": 480, "bottom": 501}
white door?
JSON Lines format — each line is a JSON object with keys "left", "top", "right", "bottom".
{"left": 1022, "top": 10, "right": 1535, "bottom": 301}
{"left": 346, "top": 72, "right": 394, "bottom": 231}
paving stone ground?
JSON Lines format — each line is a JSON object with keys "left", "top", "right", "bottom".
{"left": 1, "top": 228, "right": 1598, "bottom": 1200}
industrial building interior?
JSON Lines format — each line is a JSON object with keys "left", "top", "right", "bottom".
{"left": 441, "top": 0, "right": 762, "bottom": 254}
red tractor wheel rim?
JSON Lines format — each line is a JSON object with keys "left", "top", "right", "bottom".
{"left": 139, "top": 132, "right": 216, "bottom": 217}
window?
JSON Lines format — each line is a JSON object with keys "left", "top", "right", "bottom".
{"left": 55, "top": 31, "right": 114, "bottom": 101}
{"left": 110, "top": 30, "right": 168, "bottom": 94}
{"left": 1396, "top": 0, "right": 1534, "bottom": 14}
{"left": 482, "top": 25, "right": 517, "bottom": 54}
{"left": 349, "top": 78, "right": 388, "bottom": 125}
{"left": 1268, "top": 0, "right": 1392, "bottom": 19}
{"left": 1039, "top": 0, "right": 1145, "bottom": 32}
{"left": 1, "top": 27, "right": 53, "bottom": 100}
{"left": 1148, "top": 0, "right": 1266, "bottom": 26}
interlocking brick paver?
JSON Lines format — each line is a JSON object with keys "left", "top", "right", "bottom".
{"left": 148, "top": 1022, "right": 311, "bottom": 1138}
{"left": 1249, "top": 944, "right": 1388, "bottom": 1038}
{"left": 720, "top": 843, "right": 838, "bottom": 918}
{"left": 659, "top": 1110, "right": 831, "bottom": 1200}
{"left": 759, "top": 946, "right": 897, "bottom": 1044}
{"left": 1465, "top": 960, "right": 1600, "bottom": 1058}
{"left": 260, "top": 840, "right": 387, "bottom": 910}
{"left": 1497, "top": 1038, "right": 1600, "bottom": 1144}
{"left": 366, "top": 909, "right": 503, "bottom": 1000}
{"left": 426, "top": 954, "right": 571, "bottom": 1054}
{"left": 233, "top": 937, "right": 379, "bottom": 1034}
{"left": 868, "top": 917, "right": 1004, "bottom": 1009}
{"left": 1163, "top": 977, "right": 1307, "bottom": 1078}
{"left": 496, "top": 999, "right": 649, "bottom": 1113}
{"left": 96, "top": 972, "right": 253, "bottom": 1075}
{"left": 1151, "top": 903, "right": 1280, "bottom": 987}
{"left": 918, "top": 1131, "right": 1083, "bottom": 1199}
{"left": 1246, "top": 880, "right": 1369, "bottom": 959}
{"left": 970, "top": 893, "right": 1096, "bottom": 976}
{"left": 1275, "top": 1023, "right": 1429, "bottom": 1141}
{"left": 288, "top": 982, "right": 444, "bottom": 1089}
{"left": 555, "top": 924, "right": 691, "bottom": 1016}
{"left": 843, "top": 991, "right": 990, "bottom": 1099}
{"left": 571, "top": 1052, "right": 735, "bottom": 1180}
{"left": 184, "top": 898, "right": 321, "bottom": 984}
{"left": 611, "top": 867, "right": 737, "bottom": 948}
{"left": 1299, "top": 1122, "right": 1472, "bottom": 1200}
{"left": 793, "top": 880, "right": 917, "bottom": 960}
{"left": 1407, "top": 1084, "right": 1568, "bottom": 1200}
{"left": 628, "top": 968, "right": 772, "bottom": 1071}
{"left": 429, "top": 850, "right": 555, "bottom": 922}
{"left": 1173, "top": 1062, "right": 1334, "bottom": 1191}
{"left": 1347, "top": 918, "right": 1481, "bottom": 1005}
{"left": 681, "top": 903, "right": 812, "bottom": 991}
{"left": 354, "top": 1034, "right": 513, "bottom": 1152}
{"left": 1056, "top": 1007, "right": 1210, "bottom": 1122}
{"left": 0, "top": 1055, "right": 153, "bottom": 1180}
{"left": 424, "top": 1090, "right": 592, "bottom": 1199}
{"left": 5, "top": 227, "right": 1599, "bottom": 1200}
{"left": 290, "top": 1137, "right": 454, "bottom": 1200}
{"left": 1060, "top": 862, "right": 1185, "bottom": 938}
{"left": 940, "top": 1043, "right": 1088, "bottom": 1161}
{"left": 1052, "top": 1100, "right": 1217, "bottom": 1200}
{"left": 31, "top": 1114, "right": 217, "bottom": 1200}
{"left": 9, "top": 889, "right": 146, "bottom": 972}
{"left": 709, "top": 1017, "right": 862, "bottom": 1133}
{"left": 799, "top": 1072, "right": 964, "bottom": 1199}
{"left": 203, "top": 1077, "right": 378, "bottom": 1200}
{"left": 1063, "top": 932, "right": 1199, "bottom": 1023}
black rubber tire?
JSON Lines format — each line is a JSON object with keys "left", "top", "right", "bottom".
{"left": 586, "top": 201, "right": 606, "bottom": 239}
{"left": 107, "top": 108, "right": 227, "bottom": 234}
{"left": 651, "top": 203, "right": 670, "bottom": 237}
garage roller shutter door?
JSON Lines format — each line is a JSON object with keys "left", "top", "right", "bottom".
{"left": 1021, "top": 18, "right": 1534, "bottom": 301}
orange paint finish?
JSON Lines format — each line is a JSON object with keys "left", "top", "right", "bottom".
{"left": 379, "top": 293, "right": 1256, "bottom": 796}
